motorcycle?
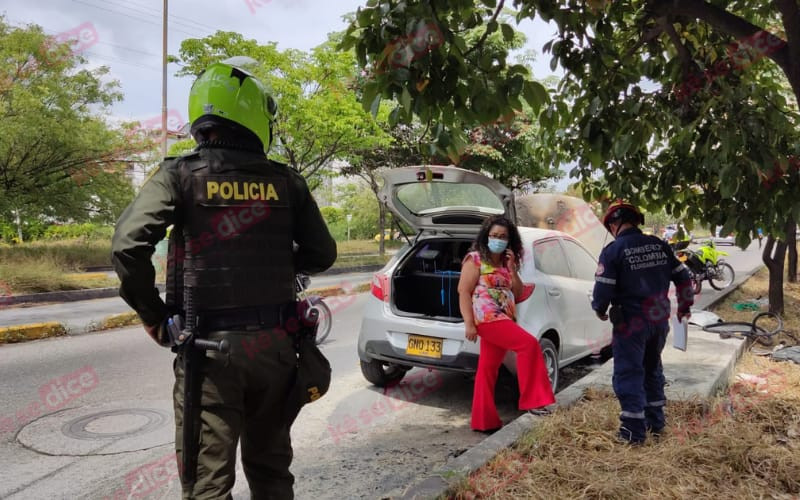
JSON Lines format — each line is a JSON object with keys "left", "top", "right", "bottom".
{"left": 674, "top": 239, "right": 735, "bottom": 294}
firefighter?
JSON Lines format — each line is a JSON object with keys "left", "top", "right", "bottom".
{"left": 591, "top": 201, "right": 694, "bottom": 444}
{"left": 112, "top": 57, "right": 336, "bottom": 498}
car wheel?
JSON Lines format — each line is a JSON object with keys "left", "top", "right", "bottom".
{"left": 539, "top": 338, "right": 559, "bottom": 392}
{"left": 360, "top": 358, "right": 408, "bottom": 387}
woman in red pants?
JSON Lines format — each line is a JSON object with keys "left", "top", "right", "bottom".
{"left": 458, "top": 216, "right": 556, "bottom": 432}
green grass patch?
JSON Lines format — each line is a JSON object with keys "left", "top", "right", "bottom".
{"left": 0, "top": 239, "right": 111, "bottom": 270}
{"left": 0, "top": 239, "right": 116, "bottom": 294}
{"left": 336, "top": 239, "right": 405, "bottom": 255}
{"left": 0, "top": 256, "right": 118, "bottom": 294}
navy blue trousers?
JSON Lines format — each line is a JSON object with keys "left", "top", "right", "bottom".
{"left": 612, "top": 317, "right": 668, "bottom": 442}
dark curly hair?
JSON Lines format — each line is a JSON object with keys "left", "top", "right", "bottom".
{"left": 472, "top": 215, "right": 524, "bottom": 266}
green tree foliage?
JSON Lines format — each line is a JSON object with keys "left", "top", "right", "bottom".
{"left": 343, "top": 123, "right": 425, "bottom": 254}
{"left": 0, "top": 18, "right": 140, "bottom": 225}
{"left": 327, "top": 182, "right": 390, "bottom": 240}
{"left": 345, "top": 0, "right": 800, "bottom": 312}
{"left": 458, "top": 109, "right": 563, "bottom": 191}
{"left": 167, "top": 138, "right": 197, "bottom": 157}
{"left": 343, "top": 1, "right": 800, "bottom": 239}
{"left": 169, "top": 31, "right": 389, "bottom": 186}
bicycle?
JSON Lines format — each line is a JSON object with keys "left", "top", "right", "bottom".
{"left": 701, "top": 311, "right": 783, "bottom": 345}
{"left": 295, "top": 273, "right": 332, "bottom": 345}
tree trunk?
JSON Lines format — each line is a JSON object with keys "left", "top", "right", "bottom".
{"left": 378, "top": 202, "right": 386, "bottom": 257}
{"left": 763, "top": 233, "right": 788, "bottom": 315}
{"left": 787, "top": 217, "right": 797, "bottom": 283}
{"left": 14, "top": 209, "right": 23, "bottom": 243}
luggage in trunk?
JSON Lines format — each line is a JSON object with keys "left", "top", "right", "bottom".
{"left": 392, "top": 239, "right": 473, "bottom": 321}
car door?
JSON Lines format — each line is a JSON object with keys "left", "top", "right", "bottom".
{"left": 531, "top": 237, "right": 585, "bottom": 359}
{"left": 560, "top": 238, "right": 608, "bottom": 355}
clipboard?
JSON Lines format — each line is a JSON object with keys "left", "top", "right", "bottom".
{"left": 672, "top": 316, "right": 689, "bottom": 351}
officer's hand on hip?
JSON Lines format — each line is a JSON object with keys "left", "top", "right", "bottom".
{"left": 677, "top": 310, "right": 691, "bottom": 321}
{"left": 143, "top": 318, "right": 178, "bottom": 347}
{"left": 595, "top": 310, "right": 609, "bottom": 321}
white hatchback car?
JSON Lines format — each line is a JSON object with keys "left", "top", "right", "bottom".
{"left": 357, "top": 166, "right": 612, "bottom": 391}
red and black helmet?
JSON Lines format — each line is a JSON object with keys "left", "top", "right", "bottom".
{"left": 602, "top": 200, "right": 645, "bottom": 231}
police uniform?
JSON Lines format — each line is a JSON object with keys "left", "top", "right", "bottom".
{"left": 591, "top": 226, "right": 693, "bottom": 443}
{"left": 112, "top": 144, "right": 336, "bottom": 498}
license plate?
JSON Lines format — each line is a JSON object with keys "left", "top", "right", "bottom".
{"left": 406, "top": 335, "right": 443, "bottom": 359}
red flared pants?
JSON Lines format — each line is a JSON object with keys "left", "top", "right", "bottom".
{"left": 471, "top": 319, "right": 556, "bottom": 431}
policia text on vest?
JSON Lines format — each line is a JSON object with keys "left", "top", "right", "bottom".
{"left": 206, "top": 180, "right": 280, "bottom": 202}
{"left": 198, "top": 176, "right": 289, "bottom": 206}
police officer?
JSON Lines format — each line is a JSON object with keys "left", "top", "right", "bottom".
{"left": 591, "top": 201, "right": 693, "bottom": 444}
{"left": 112, "top": 57, "right": 336, "bottom": 498}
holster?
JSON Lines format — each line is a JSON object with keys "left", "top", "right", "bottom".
{"left": 282, "top": 300, "right": 331, "bottom": 425}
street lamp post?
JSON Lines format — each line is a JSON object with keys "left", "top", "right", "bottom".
{"left": 161, "top": 0, "right": 168, "bottom": 158}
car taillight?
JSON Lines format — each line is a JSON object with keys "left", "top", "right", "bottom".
{"left": 515, "top": 283, "right": 535, "bottom": 303}
{"left": 370, "top": 273, "right": 390, "bottom": 302}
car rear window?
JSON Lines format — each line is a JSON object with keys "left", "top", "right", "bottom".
{"left": 396, "top": 182, "right": 504, "bottom": 215}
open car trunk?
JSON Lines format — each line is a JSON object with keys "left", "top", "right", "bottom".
{"left": 391, "top": 238, "right": 473, "bottom": 322}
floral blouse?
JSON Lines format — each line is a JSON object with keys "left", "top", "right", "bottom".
{"left": 464, "top": 251, "right": 516, "bottom": 325}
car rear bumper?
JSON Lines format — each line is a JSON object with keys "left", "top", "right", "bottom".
{"left": 357, "top": 295, "right": 480, "bottom": 371}
{"left": 361, "top": 339, "right": 479, "bottom": 373}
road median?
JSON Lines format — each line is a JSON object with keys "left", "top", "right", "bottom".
{"left": 0, "top": 322, "right": 67, "bottom": 344}
{"left": 0, "top": 282, "right": 369, "bottom": 344}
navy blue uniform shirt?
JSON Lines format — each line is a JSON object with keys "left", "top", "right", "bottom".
{"left": 592, "top": 227, "right": 694, "bottom": 324}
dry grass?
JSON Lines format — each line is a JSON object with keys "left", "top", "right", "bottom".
{"left": 0, "top": 255, "right": 118, "bottom": 294}
{"left": 449, "top": 265, "right": 800, "bottom": 500}
{"left": 450, "top": 356, "right": 800, "bottom": 499}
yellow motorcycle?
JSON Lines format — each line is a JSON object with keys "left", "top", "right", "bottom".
{"left": 675, "top": 240, "right": 735, "bottom": 294}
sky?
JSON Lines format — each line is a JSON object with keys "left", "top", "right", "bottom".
{"left": 1, "top": 0, "right": 570, "bottom": 187}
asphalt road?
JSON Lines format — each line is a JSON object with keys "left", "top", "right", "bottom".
{"left": 0, "top": 243, "right": 764, "bottom": 499}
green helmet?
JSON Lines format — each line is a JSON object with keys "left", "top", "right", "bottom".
{"left": 188, "top": 57, "right": 278, "bottom": 152}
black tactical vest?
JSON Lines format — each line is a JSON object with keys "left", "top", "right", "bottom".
{"left": 165, "top": 147, "right": 296, "bottom": 313}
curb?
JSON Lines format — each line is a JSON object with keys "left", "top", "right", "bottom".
{"left": 0, "top": 322, "right": 67, "bottom": 344}
{"left": 396, "top": 263, "right": 766, "bottom": 500}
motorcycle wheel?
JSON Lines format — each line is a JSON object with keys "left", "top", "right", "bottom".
{"left": 311, "top": 298, "right": 333, "bottom": 344}
{"left": 709, "top": 262, "right": 735, "bottom": 290}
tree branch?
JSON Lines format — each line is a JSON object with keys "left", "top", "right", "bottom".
{"left": 775, "top": 0, "right": 800, "bottom": 99}
{"left": 659, "top": 18, "right": 700, "bottom": 77}
{"left": 649, "top": 0, "right": 790, "bottom": 72}
{"left": 463, "top": 0, "right": 505, "bottom": 57}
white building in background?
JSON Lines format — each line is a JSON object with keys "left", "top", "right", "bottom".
{"left": 310, "top": 159, "right": 353, "bottom": 208}
{"left": 126, "top": 124, "right": 191, "bottom": 189}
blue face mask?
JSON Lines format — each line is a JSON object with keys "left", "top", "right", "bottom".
{"left": 487, "top": 238, "right": 508, "bottom": 254}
